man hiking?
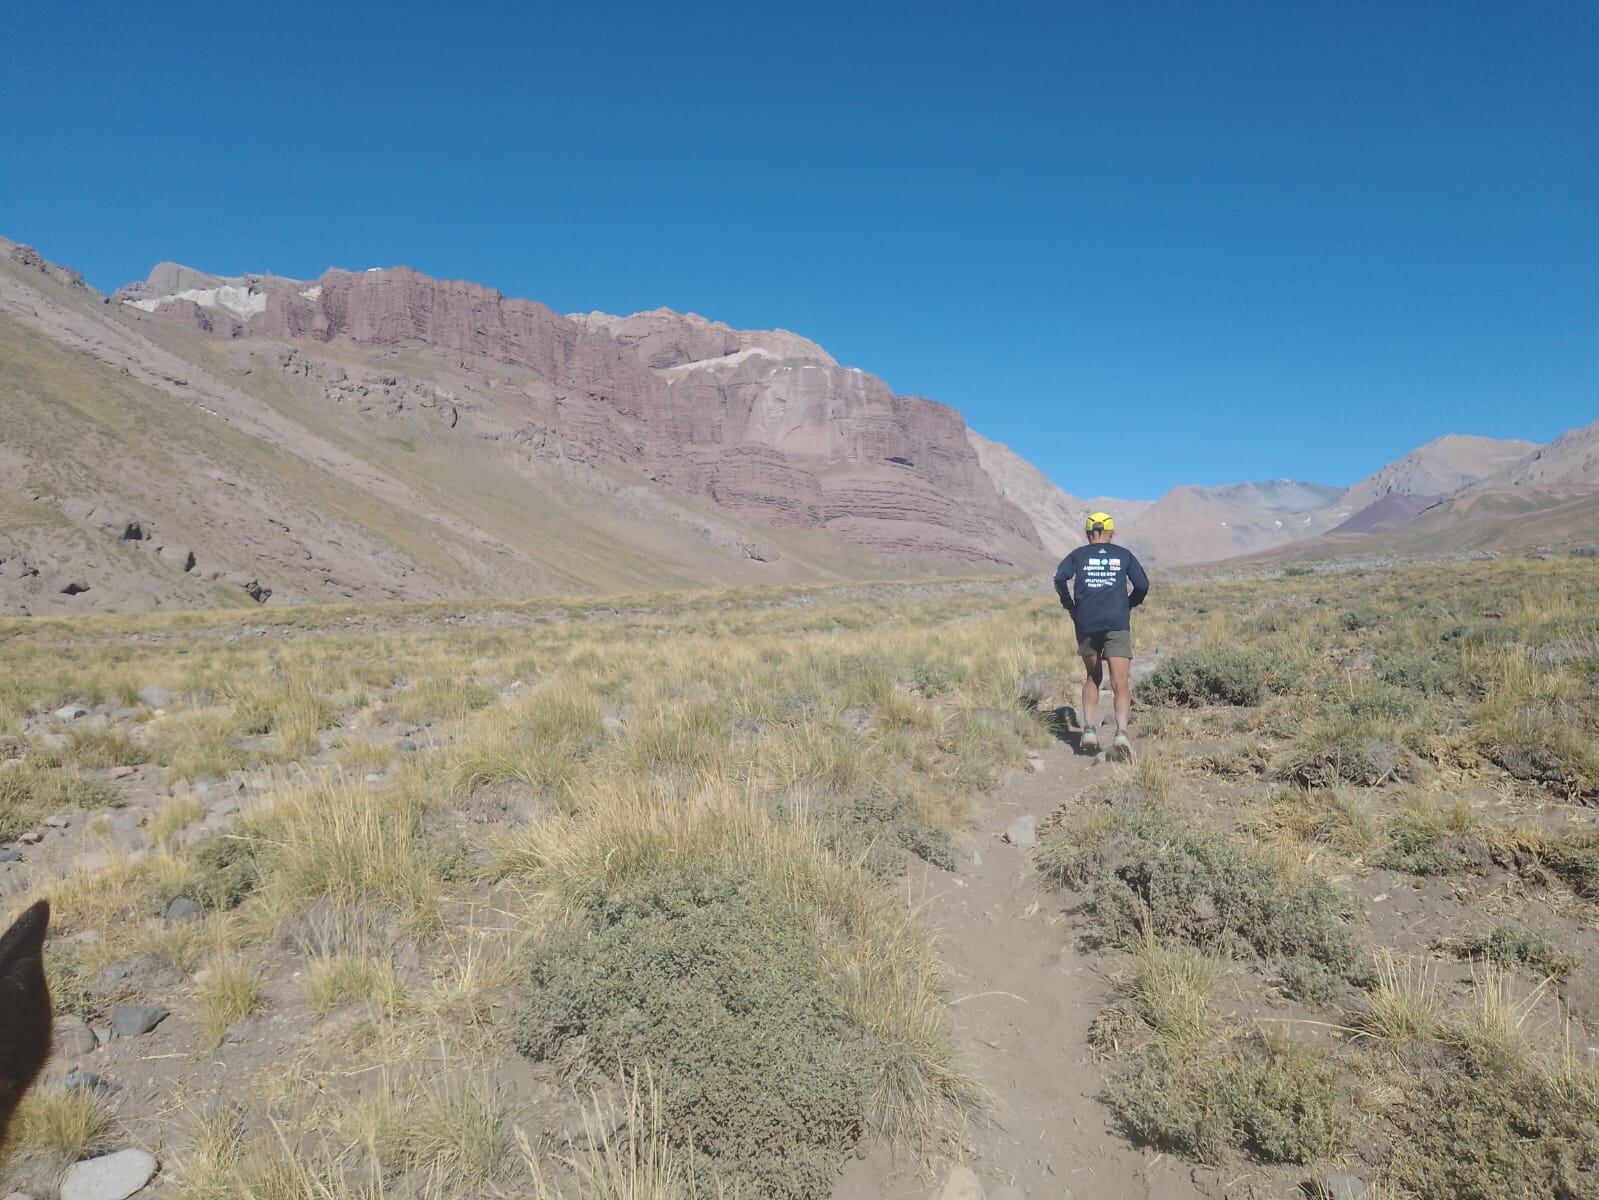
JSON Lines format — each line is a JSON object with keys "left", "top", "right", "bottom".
{"left": 1053, "top": 512, "right": 1149, "bottom": 759}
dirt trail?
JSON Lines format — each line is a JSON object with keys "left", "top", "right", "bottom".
{"left": 837, "top": 721, "right": 1213, "bottom": 1200}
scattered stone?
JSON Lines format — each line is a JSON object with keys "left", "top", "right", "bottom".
{"left": 18, "top": 830, "right": 42, "bottom": 845}
{"left": 395, "top": 738, "right": 419, "bottom": 752}
{"left": 1018, "top": 671, "right": 1055, "bottom": 708}
{"left": 1534, "top": 640, "right": 1583, "bottom": 667}
{"left": 55, "top": 1017, "right": 98, "bottom": 1057}
{"left": 59, "top": 1147, "right": 159, "bottom": 1200}
{"left": 61, "top": 1068, "right": 116, "bottom": 1095}
{"left": 137, "top": 686, "right": 173, "bottom": 710}
{"left": 37, "top": 733, "right": 68, "bottom": 752}
{"left": 111, "top": 707, "right": 141, "bottom": 722}
{"left": 43, "top": 814, "right": 71, "bottom": 828}
{"left": 0, "top": 848, "right": 20, "bottom": 863}
{"left": 1318, "top": 1173, "right": 1368, "bottom": 1200}
{"left": 109, "top": 1004, "right": 169, "bottom": 1037}
{"left": 164, "top": 897, "right": 203, "bottom": 927}
{"left": 931, "top": 1164, "right": 985, "bottom": 1200}
{"left": 88, "top": 953, "right": 185, "bottom": 999}
{"left": 110, "top": 765, "right": 138, "bottom": 780}
{"left": 65, "top": 930, "right": 102, "bottom": 946}
{"left": 55, "top": 704, "right": 90, "bottom": 721}
{"left": 1002, "top": 815, "right": 1037, "bottom": 848}
{"left": 111, "top": 810, "right": 147, "bottom": 833}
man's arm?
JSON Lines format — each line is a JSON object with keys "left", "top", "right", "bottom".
{"left": 1053, "top": 551, "right": 1078, "bottom": 610}
{"left": 1126, "top": 552, "right": 1150, "bottom": 608}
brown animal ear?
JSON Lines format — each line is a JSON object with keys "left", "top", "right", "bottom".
{"left": 0, "top": 899, "right": 53, "bottom": 1148}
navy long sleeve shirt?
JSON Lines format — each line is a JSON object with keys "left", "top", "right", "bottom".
{"left": 1052, "top": 542, "right": 1150, "bottom": 634}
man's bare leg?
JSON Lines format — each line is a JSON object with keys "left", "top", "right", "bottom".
{"left": 1107, "top": 656, "right": 1132, "bottom": 731}
{"left": 1080, "top": 652, "right": 1103, "bottom": 751}
{"left": 1107, "top": 655, "right": 1133, "bottom": 758}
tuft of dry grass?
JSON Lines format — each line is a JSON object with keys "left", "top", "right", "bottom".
{"left": 197, "top": 959, "right": 265, "bottom": 1046}
{"left": 1127, "top": 934, "right": 1223, "bottom": 1049}
{"left": 304, "top": 951, "right": 405, "bottom": 1017}
{"left": 1349, "top": 950, "right": 1442, "bottom": 1053}
{"left": 11, "top": 1085, "right": 115, "bottom": 1161}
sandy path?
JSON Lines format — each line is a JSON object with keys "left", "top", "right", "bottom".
{"left": 836, "top": 718, "right": 1213, "bottom": 1200}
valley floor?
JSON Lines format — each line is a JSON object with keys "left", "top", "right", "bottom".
{"left": 1, "top": 559, "right": 1596, "bottom": 1199}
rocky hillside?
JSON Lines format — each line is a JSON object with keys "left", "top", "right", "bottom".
{"left": 1117, "top": 479, "right": 1348, "bottom": 566}
{"left": 1336, "top": 433, "right": 1539, "bottom": 514}
{"left": 0, "top": 240, "right": 1082, "bottom": 616}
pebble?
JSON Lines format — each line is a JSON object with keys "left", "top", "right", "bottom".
{"left": 62, "top": 1068, "right": 116, "bottom": 1095}
{"left": 55, "top": 1017, "right": 98, "bottom": 1057}
{"left": 109, "top": 1004, "right": 170, "bottom": 1037}
{"left": 931, "top": 1165, "right": 985, "bottom": 1200}
{"left": 137, "top": 686, "right": 173, "bottom": 710}
{"left": 1319, "top": 1174, "right": 1368, "bottom": 1200}
{"left": 1002, "top": 815, "right": 1038, "bottom": 847}
{"left": 59, "top": 1148, "right": 158, "bottom": 1200}
{"left": 164, "top": 897, "right": 204, "bottom": 927}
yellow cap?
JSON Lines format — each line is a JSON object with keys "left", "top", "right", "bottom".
{"left": 1086, "top": 512, "right": 1114, "bottom": 533}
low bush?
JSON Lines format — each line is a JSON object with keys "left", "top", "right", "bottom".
{"left": 1451, "top": 925, "right": 1579, "bottom": 980}
{"left": 1039, "top": 808, "right": 1361, "bottom": 997}
{"left": 1109, "top": 1038, "right": 1347, "bottom": 1164}
{"left": 1377, "top": 649, "right": 1461, "bottom": 696}
{"left": 1271, "top": 718, "right": 1404, "bottom": 787}
{"left": 1140, "top": 648, "right": 1298, "bottom": 708}
{"left": 1385, "top": 1063, "right": 1599, "bottom": 1200}
{"left": 1378, "top": 802, "right": 1485, "bottom": 876}
{"left": 515, "top": 866, "right": 863, "bottom": 1199}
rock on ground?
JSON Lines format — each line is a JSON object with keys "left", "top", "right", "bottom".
{"left": 109, "top": 1004, "right": 169, "bottom": 1037}
{"left": 59, "top": 1148, "right": 158, "bottom": 1200}
{"left": 1002, "top": 814, "right": 1038, "bottom": 847}
{"left": 136, "top": 685, "right": 172, "bottom": 709}
{"left": 931, "top": 1165, "right": 985, "bottom": 1200}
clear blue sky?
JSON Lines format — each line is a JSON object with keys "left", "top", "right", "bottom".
{"left": 4, "top": 1, "right": 1594, "bottom": 498}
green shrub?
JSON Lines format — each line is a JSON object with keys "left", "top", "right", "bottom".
{"left": 1110, "top": 1039, "right": 1347, "bottom": 1164}
{"left": 1340, "top": 681, "right": 1422, "bottom": 723}
{"left": 1378, "top": 650, "right": 1460, "bottom": 696}
{"left": 1378, "top": 806, "right": 1486, "bottom": 876}
{"left": 1339, "top": 608, "right": 1381, "bottom": 632}
{"left": 514, "top": 867, "right": 863, "bottom": 1199}
{"left": 1452, "top": 925, "right": 1578, "bottom": 980}
{"left": 1040, "top": 809, "right": 1360, "bottom": 988}
{"left": 179, "top": 833, "right": 267, "bottom": 910}
{"left": 1272, "top": 718, "right": 1403, "bottom": 787}
{"left": 1140, "top": 648, "right": 1298, "bottom": 708}
{"left": 0, "top": 764, "right": 119, "bottom": 825}
{"left": 1386, "top": 1066, "right": 1599, "bottom": 1200}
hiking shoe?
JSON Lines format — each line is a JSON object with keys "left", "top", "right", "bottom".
{"left": 1079, "top": 726, "right": 1099, "bottom": 754}
{"left": 1112, "top": 729, "right": 1133, "bottom": 761}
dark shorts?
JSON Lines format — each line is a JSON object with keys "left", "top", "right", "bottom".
{"left": 1077, "top": 627, "right": 1133, "bottom": 659}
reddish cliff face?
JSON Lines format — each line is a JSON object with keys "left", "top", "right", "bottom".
{"left": 128, "top": 265, "right": 1046, "bottom": 566}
